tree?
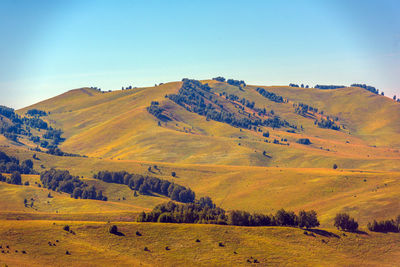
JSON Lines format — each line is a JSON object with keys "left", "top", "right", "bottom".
{"left": 9, "top": 171, "right": 22, "bottom": 185}
{"left": 334, "top": 213, "right": 358, "bottom": 232}
{"left": 333, "top": 164, "right": 338, "bottom": 169}
{"left": 298, "top": 210, "right": 320, "bottom": 229}
{"left": 109, "top": 225, "right": 118, "bottom": 234}
{"left": 171, "top": 171, "right": 176, "bottom": 177}
{"left": 393, "top": 95, "right": 397, "bottom": 101}
{"left": 275, "top": 209, "right": 298, "bottom": 226}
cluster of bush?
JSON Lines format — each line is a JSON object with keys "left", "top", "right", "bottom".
{"left": 22, "top": 117, "right": 48, "bottom": 130}
{"left": 296, "top": 138, "right": 311, "bottom": 145}
{"left": 167, "top": 79, "right": 296, "bottom": 130}
{"left": 137, "top": 197, "right": 226, "bottom": 224}
{"left": 212, "top": 76, "right": 226, "bottom": 82}
{"left": 146, "top": 101, "right": 171, "bottom": 122}
{"left": 226, "top": 79, "right": 246, "bottom": 87}
{"left": 334, "top": 213, "right": 359, "bottom": 232}
{"left": 289, "top": 83, "right": 309, "bottom": 88}
{"left": 255, "top": 88, "right": 284, "bottom": 103}
{"left": 212, "top": 77, "right": 246, "bottom": 88}
{"left": 40, "top": 169, "right": 107, "bottom": 201}
{"left": 315, "top": 118, "right": 340, "bottom": 130}
{"left": 0, "top": 171, "right": 22, "bottom": 185}
{"left": 0, "top": 105, "right": 66, "bottom": 150}
{"left": 137, "top": 198, "right": 320, "bottom": 228}
{"left": 367, "top": 216, "right": 400, "bottom": 233}
{"left": 294, "top": 102, "right": 319, "bottom": 116}
{"left": 46, "top": 147, "right": 86, "bottom": 157}
{"left": 224, "top": 93, "right": 255, "bottom": 109}
{"left": 0, "top": 151, "right": 35, "bottom": 174}
{"left": 315, "top": 85, "right": 346, "bottom": 90}
{"left": 26, "top": 109, "right": 47, "bottom": 117}
{"left": 93, "top": 170, "right": 195, "bottom": 203}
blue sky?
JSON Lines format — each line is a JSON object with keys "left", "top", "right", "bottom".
{"left": 0, "top": 0, "right": 399, "bottom": 108}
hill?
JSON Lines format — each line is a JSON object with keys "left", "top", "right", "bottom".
{"left": 1, "top": 78, "right": 400, "bottom": 266}
{"left": 15, "top": 79, "right": 400, "bottom": 171}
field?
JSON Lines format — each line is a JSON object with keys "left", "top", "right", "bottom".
{"left": 1, "top": 80, "right": 400, "bottom": 266}
{"left": 1, "top": 220, "right": 400, "bottom": 266}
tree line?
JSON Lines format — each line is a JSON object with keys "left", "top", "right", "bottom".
{"left": 0, "top": 171, "right": 22, "bottom": 185}
{"left": 0, "top": 151, "right": 35, "bottom": 175}
{"left": 255, "top": 88, "right": 284, "bottom": 103}
{"left": 93, "top": 170, "right": 195, "bottom": 203}
{"left": 137, "top": 198, "right": 320, "bottom": 229}
{"left": 26, "top": 109, "right": 48, "bottom": 117}
{"left": 315, "top": 85, "right": 346, "bottom": 90}
{"left": 40, "top": 169, "right": 107, "bottom": 201}
{"left": 367, "top": 215, "right": 400, "bottom": 233}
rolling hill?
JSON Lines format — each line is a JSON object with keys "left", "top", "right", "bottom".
{"left": 16, "top": 79, "right": 400, "bottom": 170}
{"left": 1, "top": 78, "right": 400, "bottom": 266}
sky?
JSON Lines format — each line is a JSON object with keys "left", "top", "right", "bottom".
{"left": 0, "top": 0, "right": 399, "bottom": 109}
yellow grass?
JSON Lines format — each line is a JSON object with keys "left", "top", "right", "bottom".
{"left": 1, "top": 220, "right": 400, "bottom": 266}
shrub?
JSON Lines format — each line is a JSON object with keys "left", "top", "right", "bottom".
{"left": 296, "top": 138, "right": 311, "bottom": 145}
{"left": 109, "top": 225, "right": 118, "bottom": 234}
{"left": 334, "top": 213, "right": 358, "bottom": 232}
{"left": 298, "top": 210, "right": 320, "bottom": 229}
{"left": 367, "top": 217, "right": 400, "bottom": 233}
{"left": 8, "top": 171, "right": 22, "bottom": 185}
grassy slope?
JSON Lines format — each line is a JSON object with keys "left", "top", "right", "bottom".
{"left": 2, "top": 81, "right": 399, "bottom": 265}
{"left": 16, "top": 82, "right": 400, "bottom": 170}
{"left": 1, "top": 220, "right": 400, "bottom": 266}
{"left": 1, "top": 147, "right": 400, "bottom": 227}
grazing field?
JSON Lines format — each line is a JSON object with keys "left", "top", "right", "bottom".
{"left": 1, "top": 220, "right": 400, "bottom": 266}
{"left": 1, "top": 79, "right": 399, "bottom": 266}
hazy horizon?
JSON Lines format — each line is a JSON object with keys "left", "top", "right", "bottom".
{"left": 1, "top": 0, "right": 399, "bottom": 109}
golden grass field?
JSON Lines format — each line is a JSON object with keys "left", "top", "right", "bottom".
{"left": 1, "top": 80, "right": 400, "bottom": 266}
{"left": 1, "top": 220, "right": 400, "bottom": 266}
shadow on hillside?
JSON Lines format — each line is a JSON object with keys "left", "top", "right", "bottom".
{"left": 111, "top": 231, "right": 125, "bottom": 237}
{"left": 307, "top": 229, "right": 340, "bottom": 238}
{"left": 354, "top": 230, "right": 369, "bottom": 235}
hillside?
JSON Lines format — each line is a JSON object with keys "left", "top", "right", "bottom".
{"left": 16, "top": 79, "right": 400, "bottom": 171}
{"left": 1, "top": 220, "right": 400, "bottom": 266}
{"left": 1, "top": 78, "right": 400, "bottom": 266}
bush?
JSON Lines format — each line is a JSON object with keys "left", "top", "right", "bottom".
{"left": 298, "top": 210, "right": 320, "bottom": 229}
{"left": 296, "top": 138, "right": 311, "bottom": 145}
{"left": 367, "top": 216, "right": 400, "bottom": 233}
{"left": 8, "top": 171, "right": 22, "bottom": 185}
{"left": 334, "top": 213, "right": 358, "bottom": 232}
{"left": 109, "top": 225, "right": 118, "bottom": 234}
